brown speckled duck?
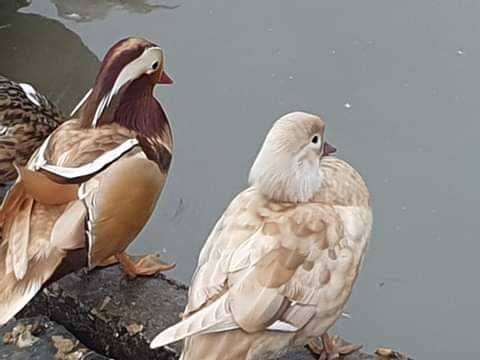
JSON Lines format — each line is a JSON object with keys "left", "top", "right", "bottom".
{"left": 0, "top": 76, "right": 64, "bottom": 185}
{"left": 0, "top": 37, "right": 175, "bottom": 325}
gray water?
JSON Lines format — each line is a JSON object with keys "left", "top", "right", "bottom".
{"left": 1, "top": 1, "right": 479, "bottom": 358}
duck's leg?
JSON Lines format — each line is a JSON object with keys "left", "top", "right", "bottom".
{"left": 308, "top": 333, "right": 362, "bottom": 360}
{"left": 96, "top": 255, "right": 119, "bottom": 267}
{"left": 115, "top": 253, "right": 175, "bottom": 278}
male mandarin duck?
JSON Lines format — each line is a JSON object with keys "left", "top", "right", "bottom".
{"left": 0, "top": 37, "right": 175, "bottom": 325}
{"left": 151, "top": 112, "right": 372, "bottom": 360}
{"left": 0, "top": 76, "right": 64, "bottom": 185}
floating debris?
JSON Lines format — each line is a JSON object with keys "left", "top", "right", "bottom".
{"left": 171, "top": 197, "right": 184, "bottom": 221}
{"left": 341, "top": 312, "right": 352, "bottom": 319}
{"left": 64, "top": 13, "right": 82, "bottom": 20}
{"left": 456, "top": 48, "right": 465, "bottom": 56}
{"left": 344, "top": 102, "right": 351, "bottom": 109}
{"left": 375, "top": 347, "right": 413, "bottom": 359}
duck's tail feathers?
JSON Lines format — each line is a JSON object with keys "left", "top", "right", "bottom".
{"left": 150, "top": 296, "right": 239, "bottom": 349}
{"left": 0, "top": 244, "right": 64, "bottom": 325}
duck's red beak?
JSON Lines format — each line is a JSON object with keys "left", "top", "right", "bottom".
{"left": 158, "top": 70, "right": 174, "bottom": 85}
{"left": 323, "top": 142, "right": 336, "bottom": 156}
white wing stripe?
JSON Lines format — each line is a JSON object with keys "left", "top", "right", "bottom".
{"left": 70, "top": 88, "right": 92, "bottom": 117}
{"left": 35, "top": 137, "right": 139, "bottom": 179}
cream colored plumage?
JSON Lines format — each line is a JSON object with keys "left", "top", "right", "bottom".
{"left": 151, "top": 112, "right": 372, "bottom": 360}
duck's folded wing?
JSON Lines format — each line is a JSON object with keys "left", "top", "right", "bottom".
{"left": 13, "top": 120, "right": 140, "bottom": 206}
{"left": 80, "top": 150, "right": 166, "bottom": 268}
{"left": 151, "top": 202, "right": 345, "bottom": 349}
{"left": 33, "top": 134, "right": 139, "bottom": 181}
{"left": 184, "top": 188, "right": 264, "bottom": 315}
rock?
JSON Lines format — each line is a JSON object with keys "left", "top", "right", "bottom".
{"left": 17, "top": 265, "right": 377, "bottom": 360}
{"left": 20, "top": 267, "right": 186, "bottom": 360}
{"left": 0, "top": 315, "right": 110, "bottom": 359}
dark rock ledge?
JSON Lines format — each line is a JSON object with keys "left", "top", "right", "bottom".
{"left": 0, "top": 315, "right": 110, "bottom": 359}
{"left": 1, "top": 265, "right": 393, "bottom": 359}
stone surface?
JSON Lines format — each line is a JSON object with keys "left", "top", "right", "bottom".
{"left": 16, "top": 265, "right": 378, "bottom": 360}
{"left": 21, "top": 267, "right": 186, "bottom": 360}
{"left": 0, "top": 315, "right": 110, "bottom": 359}
{"left": 284, "top": 347, "right": 377, "bottom": 360}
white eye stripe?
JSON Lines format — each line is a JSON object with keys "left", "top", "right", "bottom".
{"left": 106, "top": 47, "right": 163, "bottom": 107}
{"left": 91, "top": 46, "right": 164, "bottom": 127}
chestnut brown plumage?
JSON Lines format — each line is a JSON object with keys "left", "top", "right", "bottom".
{"left": 0, "top": 37, "right": 175, "bottom": 325}
{"left": 0, "top": 76, "right": 64, "bottom": 184}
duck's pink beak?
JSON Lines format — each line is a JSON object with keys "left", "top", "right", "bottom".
{"left": 158, "top": 70, "right": 174, "bottom": 85}
{"left": 323, "top": 142, "right": 336, "bottom": 156}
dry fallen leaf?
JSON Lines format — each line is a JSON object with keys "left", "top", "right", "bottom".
{"left": 52, "top": 335, "right": 76, "bottom": 353}
{"left": 98, "top": 296, "right": 112, "bottom": 312}
{"left": 126, "top": 323, "right": 144, "bottom": 336}
{"left": 64, "top": 350, "right": 86, "bottom": 360}
{"left": 3, "top": 324, "right": 39, "bottom": 348}
{"left": 3, "top": 331, "right": 15, "bottom": 345}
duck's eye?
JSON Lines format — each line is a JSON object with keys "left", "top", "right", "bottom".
{"left": 152, "top": 61, "right": 159, "bottom": 70}
{"left": 311, "top": 135, "right": 319, "bottom": 144}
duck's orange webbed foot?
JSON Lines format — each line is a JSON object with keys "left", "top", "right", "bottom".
{"left": 115, "top": 253, "right": 175, "bottom": 278}
{"left": 308, "top": 333, "right": 362, "bottom": 360}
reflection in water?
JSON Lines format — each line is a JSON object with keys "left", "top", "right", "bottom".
{"left": 0, "top": 0, "right": 30, "bottom": 12}
{"left": 0, "top": 1, "right": 99, "bottom": 113}
{"left": 51, "top": 0, "right": 179, "bottom": 22}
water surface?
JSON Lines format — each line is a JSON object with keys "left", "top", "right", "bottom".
{"left": 1, "top": 1, "right": 479, "bottom": 358}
